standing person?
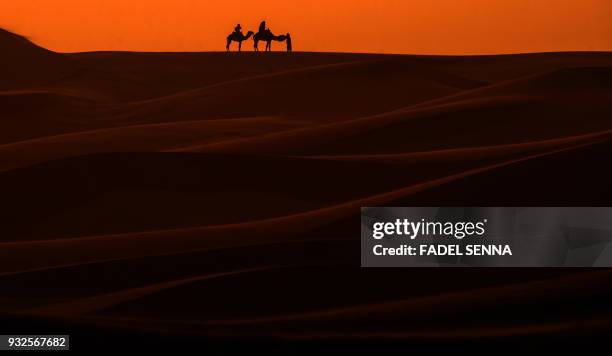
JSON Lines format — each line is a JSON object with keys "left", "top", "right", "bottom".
{"left": 286, "top": 33, "right": 292, "bottom": 52}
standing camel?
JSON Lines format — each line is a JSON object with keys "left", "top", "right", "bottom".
{"left": 226, "top": 31, "right": 254, "bottom": 52}
{"left": 253, "top": 30, "right": 288, "bottom": 52}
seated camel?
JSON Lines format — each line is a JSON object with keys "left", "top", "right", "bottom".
{"left": 253, "top": 30, "right": 289, "bottom": 52}
{"left": 226, "top": 31, "right": 254, "bottom": 52}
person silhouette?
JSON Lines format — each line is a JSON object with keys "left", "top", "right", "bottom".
{"left": 286, "top": 33, "right": 292, "bottom": 52}
{"left": 234, "top": 24, "right": 243, "bottom": 35}
{"left": 259, "top": 21, "right": 266, "bottom": 34}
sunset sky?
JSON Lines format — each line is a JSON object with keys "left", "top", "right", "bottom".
{"left": 1, "top": 0, "right": 611, "bottom": 54}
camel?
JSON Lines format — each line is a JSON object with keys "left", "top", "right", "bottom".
{"left": 226, "top": 31, "right": 254, "bottom": 52}
{"left": 253, "top": 30, "right": 289, "bottom": 51}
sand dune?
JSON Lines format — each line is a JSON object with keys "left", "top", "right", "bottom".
{"left": 0, "top": 116, "right": 306, "bottom": 172}
{"left": 0, "top": 139, "right": 608, "bottom": 274}
{"left": 0, "top": 29, "right": 69, "bottom": 89}
{"left": 1, "top": 29, "right": 612, "bottom": 348}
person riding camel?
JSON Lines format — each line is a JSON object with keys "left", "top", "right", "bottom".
{"left": 234, "top": 24, "right": 243, "bottom": 36}
{"left": 259, "top": 21, "right": 268, "bottom": 35}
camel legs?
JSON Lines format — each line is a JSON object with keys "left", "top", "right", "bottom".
{"left": 226, "top": 40, "right": 244, "bottom": 52}
{"left": 253, "top": 38, "right": 277, "bottom": 52}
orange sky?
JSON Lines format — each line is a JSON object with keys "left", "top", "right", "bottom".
{"left": 1, "top": 0, "right": 611, "bottom": 54}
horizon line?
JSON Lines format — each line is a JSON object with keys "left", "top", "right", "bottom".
{"left": 4, "top": 27, "right": 612, "bottom": 57}
{"left": 61, "top": 49, "right": 612, "bottom": 57}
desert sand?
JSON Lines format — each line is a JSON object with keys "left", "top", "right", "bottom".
{"left": 1, "top": 28, "right": 612, "bottom": 351}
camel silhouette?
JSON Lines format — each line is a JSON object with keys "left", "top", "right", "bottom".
{"left": 253, "top": 30, "right": 289, "bottom": 52}
{"left": 226, "top": 31, "right": 254, "bottom": 52}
